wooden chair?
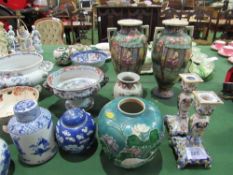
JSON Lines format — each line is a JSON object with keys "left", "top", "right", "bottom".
{"left": 34, "top": 17, "right": 65, "bottom": 45}
{"left": 187, "top": 8, "right": 211, "bottom": 44}
{"left": 212, "top": 9, "right": 233, "bottom": 42}
{"left": 160, "top": 8, "right": 181, "bottom": 22}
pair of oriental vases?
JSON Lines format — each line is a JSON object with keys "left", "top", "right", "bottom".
{"left": 108, "top": 18, "right": 194, "bottom": 99}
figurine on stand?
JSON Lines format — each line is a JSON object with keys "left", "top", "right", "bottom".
{"left": 165, "top": 73, "right": 203, "bottom": 136}
{"left": 7, "top": 25, "right": 17, "bottom": 53}
{"left": 31, "top": 25, "right": 43, "bottom": 54}
{"left": 0, "top": 22, "right": 9, "bottom": 56}
{"left": 17, "top": 25, "right": 34, "bottom": 52}
{"left": 171, "top": 91, "right": 223, "bottom": 169}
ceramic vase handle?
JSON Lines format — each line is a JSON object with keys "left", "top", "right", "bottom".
{"left": 141, "top": 25, "right": 149, "bottom": 40}
{"left": 39, "top": 61, "right": 54, "bottom": 72}
{"left": 185, "top": 26, "right": 194, "bottom": 38}
{"left": 153, "top": 27, "right": 165, "bottom": 41}
{"left": 107, "top": 27, "right": 117, "bottom": 44}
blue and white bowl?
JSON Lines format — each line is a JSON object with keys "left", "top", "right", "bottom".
{"left": 70, "top": 50, "right": 107, "bottom": 67}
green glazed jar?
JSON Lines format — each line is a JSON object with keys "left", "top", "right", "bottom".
{"left": 97, "top": 97, "right": 164, "bottom": 169}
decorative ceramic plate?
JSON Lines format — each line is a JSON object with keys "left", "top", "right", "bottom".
{"left": 218, "top": 49, "right": 233, "bottom": 57}
{"left": 47, "top": 65, "right": 105, "bottom": 92}
{"left": 71, "top": 50, "right": 107, "bottom": 67}
{"left": 210, "top": 44, "right": 219, "bottom": 51}
{"left": 0, "top": 86, "right": 39, "bottom": 120}
{"left": 93, "top": 42, "right": 111, "bottom": 60}
{"left": 228, "top": 56, "right": 233, "bottom": 64}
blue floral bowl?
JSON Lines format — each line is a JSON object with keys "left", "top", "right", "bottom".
{"left": 70, "top": 50, "right": 107, "bottom": 67}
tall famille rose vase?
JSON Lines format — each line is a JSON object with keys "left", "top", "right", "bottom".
{"left": 107, "top": 19, "right": 149, "bottom": 74}
{"left": 97, "top": 97, "right": 164, "bottom": 169}
{"left": 151, "top": 19, "right": 194, "bottom": 99}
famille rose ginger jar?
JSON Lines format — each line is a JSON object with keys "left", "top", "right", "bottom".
{"left": 151, "top": 19, "right": 194, "bottom": 99}
{"left": 7, "top": 99, "right": 57, "bottom": 165}
{"left": 108, "top": 19, "right": 149, "bottom": 74}
{"left": 55, "top": 108, "right": 96, "bottom": 153}
{"left": 97, "top": 97, "right": 164, "bottom": 169}
{"left": 113, "top": 72, "right": 143, "bottom": 98}
{"left": 0, "top": 138, "right": 11, "bottom": 175}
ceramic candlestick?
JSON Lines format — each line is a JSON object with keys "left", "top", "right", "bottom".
{"left": 165, "top": 73, "right": 203, "bottom": 136}
{"left": 171, "top": 91, "right": 223, "bottom": 169}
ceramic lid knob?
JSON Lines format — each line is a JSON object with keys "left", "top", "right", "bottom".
{"left": 61, "top": 108, "right": 87, "bottom": 127}
{"left": 13, "top": 99, "right": 40, "bottom": 123}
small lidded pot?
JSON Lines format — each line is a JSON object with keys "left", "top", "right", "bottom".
{"left": 7, "top": 99, "right": 57, "bottom": 165}
{"left": 113, "top": 72, "right": 143, "bottom": 98}
{"left": 53, "top": 47, "right": 72, "bottom": 66}
{"left": 55, "top": 108, "right": 96, "bottom": 154}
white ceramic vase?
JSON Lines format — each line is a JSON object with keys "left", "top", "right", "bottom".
{"left": 113, "top": 72, "right": 143, "bottom": 98}
{"left": 7, "top": 99, "right": 57, "bottom": 165}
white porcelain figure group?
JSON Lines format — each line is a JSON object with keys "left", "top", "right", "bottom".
{"left": 165, "top": 73, "right": 223, "bottom": 169}
{"left": 0, "top": 21, "right": 43, "bottom": 54}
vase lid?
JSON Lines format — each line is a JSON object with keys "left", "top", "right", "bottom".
{"left": 162, "top": 19, "right": 188, "bottom": 26}
{"left": 14, "top": 99, "right": 39, "bottom": 123}
{"left": 61, "top": 108, "right": 88, "bottom": 127}
{"left": 117, "top": 19, "right": 142, "bottom": 26}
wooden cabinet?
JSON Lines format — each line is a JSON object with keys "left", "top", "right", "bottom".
{"left": 96, "top": 5, "right": 161, "bottom": 42}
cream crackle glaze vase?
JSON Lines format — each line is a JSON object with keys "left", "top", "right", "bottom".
{"left": 97, "top": 97, "right": 164, "bottom": 169}
{"left": 151, "top": 19, "right": 194, "bottom": 99}
{"left": 108, "top": 19, "right": 149, "bottom": 74}
{"left": 7, "top": 99, "right": 57, "bottom": 165}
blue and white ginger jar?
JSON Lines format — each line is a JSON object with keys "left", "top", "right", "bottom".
{"left": 55, "top": 108, "right": 96, "bottom": 153}
{"left": 0, "top": 138, "right": 10, "bottom": 175}
{"left": 97, "top": 97, "right": 164, "bottom": 169}
{"left": 7, "top": 99, "right": 57, "bottom": 165}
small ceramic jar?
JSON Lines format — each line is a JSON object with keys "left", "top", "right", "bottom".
{"left": 113, "top": 72, "right": 143, "bottom": 98}
{"left": 55, "top": 108, "right": 96, "bottom": 153}
{"left": 7, "top": 99, "right": 57, "bottom": 165}
{"left": 0, "top": 138, "right": 11, "bottom": 175}
{"left": 53, "top": 47, "right": 71, "bottom": 66}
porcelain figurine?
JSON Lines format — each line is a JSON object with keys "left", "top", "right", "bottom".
{"left": 7, "top": 99, "right": 57, "bottom": 165}
{"left": 108, "top": 19, "right": 149, "bottom": 73}
{"left": 165, "top": 73, "right": 203, "bottom": 136}
{"left": 113, "top": 72, "right": 143, "bottom": 98}
{"left": 151, "top": 19, "right": 194, "bottom": 98}
{"left": 0, "top": 138, "right": 11, "bottom": 175}
{"left": 7, "top": 25, "right": 17, "bottom": 53}
{"left": 31, "top": 25, "right": 43, "bottom": 54}
{"left": 45, "top": 65, "right": 108, "bottom": 110}
{"left": 0, "top": 52, "right": 53, "bottom": 89}
{"left": 55, "top": 108, "right": 96, "bottom": 153}
{"left": 171, "top": 91, "right": 223, "bottom": 169}
{"left": 53, "top": 47, "right": 71, "bottom": 66}
{"left": 17, "top": 25, "right": 34, "bottom": 52}
{"left": 0, "top": 22, "right": 9, "bottom": 57}
{"left": 98, "top": 97, "right": 164, "bottom": 169}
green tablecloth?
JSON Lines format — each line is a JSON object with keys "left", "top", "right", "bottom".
{"left": 2, "top": 45, "right": 233, "bottom": 175}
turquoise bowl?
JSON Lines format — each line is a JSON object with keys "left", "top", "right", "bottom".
{"left": 97, "top": 97, "right": 164, "bottom": 169}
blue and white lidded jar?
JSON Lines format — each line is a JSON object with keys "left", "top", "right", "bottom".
{"left": 0, "top": 138, "right": 10, "bottom": 175}
{"left": 55, "top": 108, "right": 96, "bottom": 154}
{"left": 7, "top": 100, "right": 57, "bottom": 165}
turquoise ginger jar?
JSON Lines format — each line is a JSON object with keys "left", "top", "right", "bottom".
{"left": 0, "top": 138, "right": 10, "bottom": 175}
{"left": 55, "top": 108, "right": 96, "bottom": 153}
{"left": 7, "top": 99, "right": 57, "bottom": 165}
{"left": 97, "top": 97, "right": 164, "bottom": 169}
